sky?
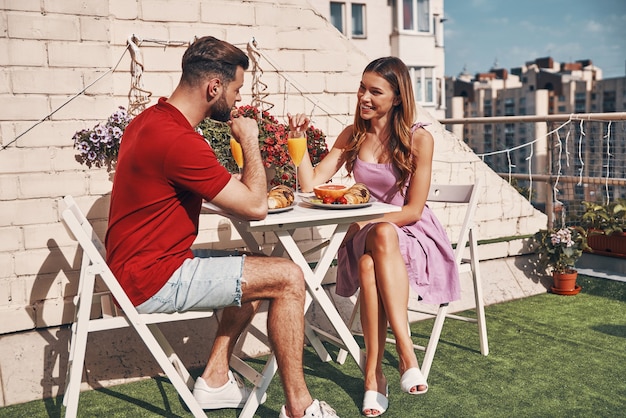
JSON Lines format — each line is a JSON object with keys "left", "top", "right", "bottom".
{"left": 443, "top": 0, "right": 626, "bottom": 78}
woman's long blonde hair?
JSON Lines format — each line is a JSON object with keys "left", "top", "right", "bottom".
{"left": 344, "top": 57, "right": 417, "bottom": 195}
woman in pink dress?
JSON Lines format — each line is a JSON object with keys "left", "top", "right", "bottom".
{"left": 290, "top": 56, "right": 459, "bottom": 417}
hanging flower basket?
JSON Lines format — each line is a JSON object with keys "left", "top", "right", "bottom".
{"left": 72, "top": 107, "right": 132, "bottom": 172}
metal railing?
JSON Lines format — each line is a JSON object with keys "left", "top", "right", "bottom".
{"left": 438, "top": 112, "right": 626, "bottom": 228}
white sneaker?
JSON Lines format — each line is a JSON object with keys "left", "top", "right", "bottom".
{"left": 193, "top": 370, "right": 266, "bottom": 409}
{"left": 279, "top": 399, "right": 340, "bottom": 417}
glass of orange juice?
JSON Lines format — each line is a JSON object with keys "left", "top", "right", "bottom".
{"left": 230, "top": 137, "right": 243, "bottom": 173}
{"left": 287, "top": 131, "right": 307, "bottom": 192}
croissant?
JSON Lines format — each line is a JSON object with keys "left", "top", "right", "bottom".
{"left": 267, "top": 185, "right": 295, "bottom": 209}
{"left": 343, "top": 183, "right": 370, "bottom": 204}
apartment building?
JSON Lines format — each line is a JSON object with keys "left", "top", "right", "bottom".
{"left": 308, "top": 0, "right": 447, "bottom": 118}
{"left": 445, "top": 57, "right": 626, "bottom": 208}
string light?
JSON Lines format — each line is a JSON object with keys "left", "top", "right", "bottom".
{"left": 577, "top": 119, "right": 586, "bottom": 190}
{"left": 553, "top": 124, "right": 564, "bottom": 226}
{"left": 603, "top": 121, "right": 613, "bottom": 204}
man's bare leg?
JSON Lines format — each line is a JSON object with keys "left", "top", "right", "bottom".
{"left": 237, "top": 255, "right": 315, "bottom": 417}
{"left": 199, "top": 300, "right": 260, "bottom": 387}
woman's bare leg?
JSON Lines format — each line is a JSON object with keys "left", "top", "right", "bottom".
{"left": 358, "top": 252, "right": 388, "bottom": 416}
{"left": 364, "top": 223, "right": 424, "bottom": 392}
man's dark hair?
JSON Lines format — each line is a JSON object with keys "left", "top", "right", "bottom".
{"left": 181, "top": 36, "right": 249, "bottom": 86}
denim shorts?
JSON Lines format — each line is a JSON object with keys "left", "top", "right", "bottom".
{"left": 135, "top": 249, "right": 244, "bottom": 314}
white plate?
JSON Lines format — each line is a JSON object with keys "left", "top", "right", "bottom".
{"left": 300, "top": 196, "right": 375, "bottom": 210}
{"left": 268, "top": 203, "right": 296, "bottom": 214}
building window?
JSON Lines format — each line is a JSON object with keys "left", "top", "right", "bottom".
{"left": 504, "top": 98, "right": 515, "bottom": 116}
{"left": 351, "top": 4, "right": 366, "bottom": 37}
{"left": 602, "top": 91, "right": 616, "bottom": 112}
{"left": 411, "top": 66, "right": 435, "bottom": 104}
{"left": 330, "top": 2, "right": 345, "bottom": 34}
{"left": 400, "top": 0, "right": 430, "bottom": 33}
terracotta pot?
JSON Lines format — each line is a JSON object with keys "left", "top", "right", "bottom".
{"left": 586, "top": 231, "right": 626, "bottom": 258}
{"left": 551, "top": 270, "right": 580, "bottom": 295}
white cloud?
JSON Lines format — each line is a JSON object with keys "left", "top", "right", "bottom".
{"left": 487, "top": 17, "right": 509, "bottom": 25}
{"left": 585, "top": 20, "right": 604, "bottom": 33}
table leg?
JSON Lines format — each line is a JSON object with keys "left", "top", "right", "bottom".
{"left": 275, "top": 227, "right": 365, "bottom": 371}
{"left": 304, "top": 320, "right": 333, "bottom": 362}
{"left": 232, "top": 220, "right": 265, "bottom": 254}
{"left": 238, "top": 354, "right": 277, "bottom": 418}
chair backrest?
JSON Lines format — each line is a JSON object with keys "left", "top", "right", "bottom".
{"left": 61, "top": 196, "right": 143, "bottom": 318}
{"left": 427, "top": 179, "right": 482, "bottom": 266}
{"left": 62, "top": 195, "right": 107, "bottom": 261}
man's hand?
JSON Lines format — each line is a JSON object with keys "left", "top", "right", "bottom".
{"left": 212, "top": 115, "right": 267, "bottom": 220}
{"left": 228, "top": 116, "right": 259, "bottom": 149}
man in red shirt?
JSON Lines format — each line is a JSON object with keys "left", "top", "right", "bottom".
{"left": 106, "top": 36, "right": 338, "bottom": 418}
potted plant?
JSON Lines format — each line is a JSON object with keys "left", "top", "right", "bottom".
{"left": 580, "top": 199, "right": 626, "bottom": 257}
{"left": 532, "top": 226, "right": 589, "bottom": 295}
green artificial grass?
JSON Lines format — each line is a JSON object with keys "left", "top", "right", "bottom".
{"left": 1, "top": 275, "right": 625, "bottom": 417}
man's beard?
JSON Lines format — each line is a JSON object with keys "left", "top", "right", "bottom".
{"left": 210, "top": 92, "right": 232, "bottom": 122}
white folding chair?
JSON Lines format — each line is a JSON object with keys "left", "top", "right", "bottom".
{"left": 61, "top": 195, "right": 271, "bottom": 418}
{"left": 336, "top": 179, "right": 488, "bottom": 379}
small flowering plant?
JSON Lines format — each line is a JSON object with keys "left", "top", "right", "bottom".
{"left": 198, "top": 105, "right": 329, "bottom": 189}
{"left": 533, "top": 226, "right": 589, "bottom": 274}
{"left": 72, "top": 106, "right": 132, "bottom": 171}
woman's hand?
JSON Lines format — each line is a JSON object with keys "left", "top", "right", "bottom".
{"left": 287, "top": 113, "right": 310, "bottom": 134}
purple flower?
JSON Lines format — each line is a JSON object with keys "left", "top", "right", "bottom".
{"left": 72, "top": 106, "right": 133, "bottom": 171}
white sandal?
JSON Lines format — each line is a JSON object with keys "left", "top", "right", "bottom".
{"left": 400, "top": 367, "right": 428, "bottom": 395}
{"left": 362, "top": 385, "right": 388, "bottom": 417}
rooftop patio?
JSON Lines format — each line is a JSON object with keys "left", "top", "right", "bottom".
{"left": 0, "top": 271, "right": 624, "bottom": 418}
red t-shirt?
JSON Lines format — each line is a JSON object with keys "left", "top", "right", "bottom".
{"left": 105, "top": 97, "right": 231, "bottom": 306}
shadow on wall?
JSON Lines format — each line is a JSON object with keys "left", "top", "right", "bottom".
{"left": 27, "top": 194, "right": 112, "bottom": 408}
{"left": 513, "top": 240, "right": 552, "bottom": 290}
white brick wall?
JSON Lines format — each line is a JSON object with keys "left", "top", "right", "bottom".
{"left": 0, "top": 0, "right": 546, "bottom": 407}
{"left": 7, "top": 13, "right": 81, "bottom": 41}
